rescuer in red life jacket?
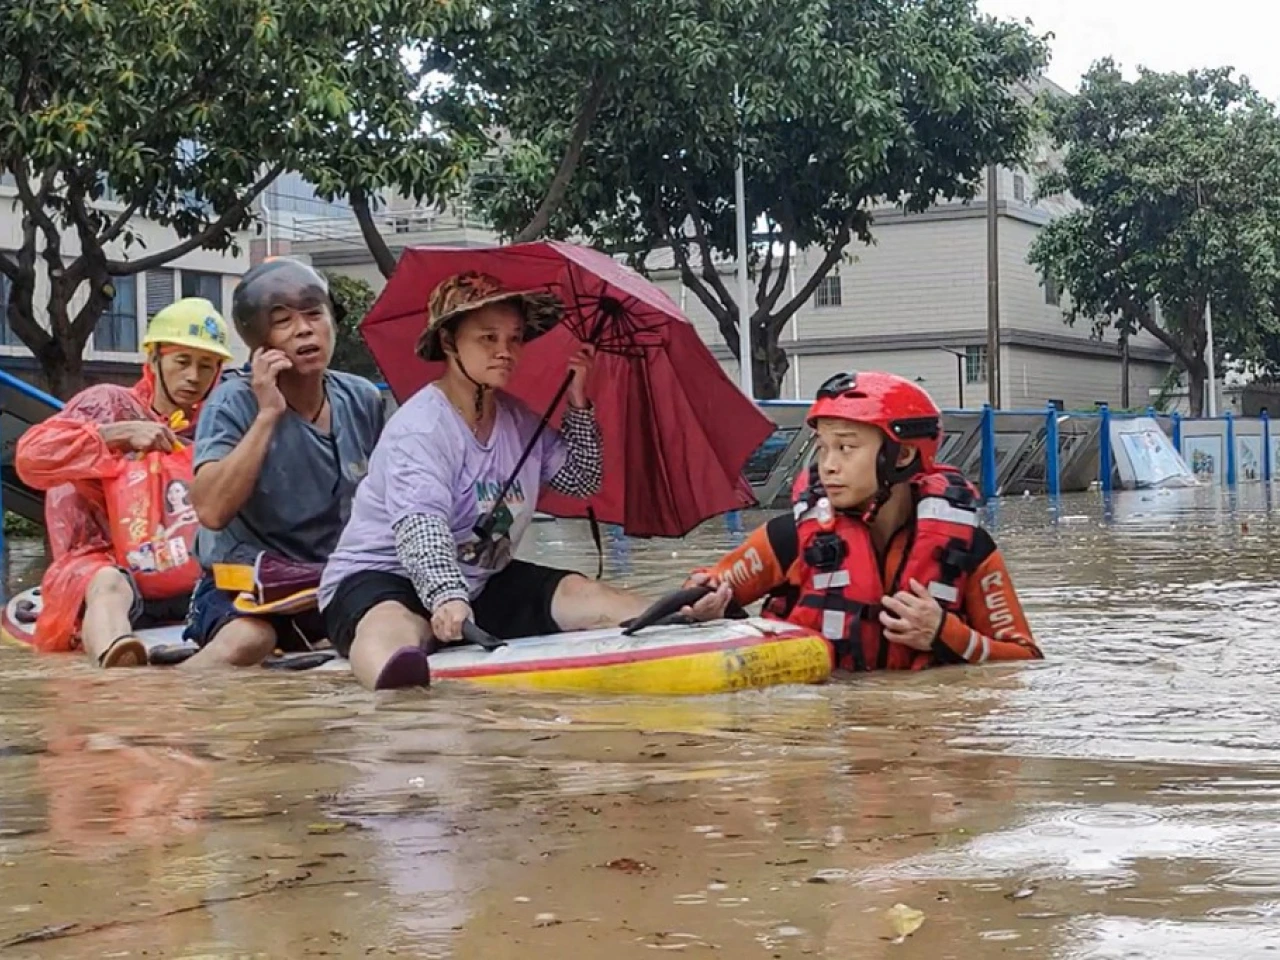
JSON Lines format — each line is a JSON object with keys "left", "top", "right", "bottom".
{"left": 690, "top": 370, "right": 1042, "bottom": 672}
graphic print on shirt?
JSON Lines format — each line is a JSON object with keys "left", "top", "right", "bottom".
{"left": 457, "top": 477, "right": 527, "bottom": 570}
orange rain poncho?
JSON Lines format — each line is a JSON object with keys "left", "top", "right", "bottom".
{"left": 14, "top": 366, "right": 198, "bottom": 653}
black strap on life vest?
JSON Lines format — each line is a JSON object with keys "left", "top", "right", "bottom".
{"left": 796, "top": 529, "right": 868, "bottom": 671}
{"left": 794, "top": 592, "right": 868, "bottom": 672}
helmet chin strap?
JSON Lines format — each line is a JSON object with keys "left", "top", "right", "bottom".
{"left": 860, "top": 440, "right": 921, "bottom": 524}
{"left": 149, "top": 350, "right": 217, "bottom": 420}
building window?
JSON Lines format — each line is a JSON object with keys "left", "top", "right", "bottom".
{"left": 1013, "top": 174, "right": 1026, "bottom": 202}
{"left": 94, "top": 275, "right": 140, "bottom": 352}
{"left": 181, "top": 271, "right": 223, "bottom": 312}
{"left": 1044, "top": 274, "right": 1060, "bottom": 306}
{"left": 146, "top": 269, "right": 176, "bottom": 318}
{"left": 965, "top": 345, "right": 988, "bottom": 384}
{"left": 814, "top": 273, "right": 842, "bottom": 309}
{"left": 0, "top": 269, "right": 18, "bottom": 346}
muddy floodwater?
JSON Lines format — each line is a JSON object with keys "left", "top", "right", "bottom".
{"left": 3, "top": 487, "right": 1280, "bottom": 958}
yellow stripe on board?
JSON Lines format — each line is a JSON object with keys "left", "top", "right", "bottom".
{"left": 446, "top": 635, "right": 834, "bottom": 696}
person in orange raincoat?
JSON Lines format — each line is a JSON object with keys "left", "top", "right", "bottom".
{"left": 687, "top": 371, "right": 1042, "bottom": 672}
{"left": 15, "top": 299, "right": 234, "bottom": 667}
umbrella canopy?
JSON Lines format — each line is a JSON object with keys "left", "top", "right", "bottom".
{"left": 360, "top": 241, "right": 774, "bottom": 538}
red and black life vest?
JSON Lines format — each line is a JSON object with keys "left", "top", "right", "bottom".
{"left": 765, "top": 466, "right": 983, "bottom": 672}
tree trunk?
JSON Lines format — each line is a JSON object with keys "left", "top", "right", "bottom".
{"left": 38, "top": 336, "right": 86, "bottom": 399}
{"left": 512, "top": 75, "right": 608, "bottom": 244}
{"left": 1187, "top": 366, "right": 1205, "bottom": 417}
{"left": 750, "top": 325, "right": 790, "bottom": 400}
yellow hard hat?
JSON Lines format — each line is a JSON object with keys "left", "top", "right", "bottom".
{"left": 142, "top": 297, "right": 235, "bottom": 363}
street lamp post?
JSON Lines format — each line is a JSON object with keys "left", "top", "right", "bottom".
{"left": 936, "top": 347, "right": 966, "bottom": 408}
{"left": 733, "top": 84, "right": 753, "bottom": 401}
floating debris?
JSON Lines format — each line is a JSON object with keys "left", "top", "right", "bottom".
{"left": 884, "top": 903, "right": 925, "bottom": 942}
{"left": 603, "top": 857, "right": 655, "bottom": 874}
{"left": 307, "top": 822, "right": 347, "bottom": 835}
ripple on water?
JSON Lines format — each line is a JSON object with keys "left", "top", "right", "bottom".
{"left": 3, "top": 490, "right": 1280, "bottom": 958}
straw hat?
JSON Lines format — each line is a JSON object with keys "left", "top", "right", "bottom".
{"left": 416, "top": 271, "right": 564, "bottom": 361}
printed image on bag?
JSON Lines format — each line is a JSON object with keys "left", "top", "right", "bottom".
{"left": 103, "top": 446, "right": 201, "bottom": 599}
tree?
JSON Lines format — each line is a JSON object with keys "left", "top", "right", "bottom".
{"left": 1029, "top": 62, "right": 1280, "bottom": 415}
{"left": 0, "top": 0, "right": 471, "bottom": 397}
{"left": 350, "top": 0, "right": 703, "bottom": 278}
{"left": 471, "top": 0, "right": 1046, "bottom": 398}
{"left": 326, "top": 273, "right": 383, "bottom": 382}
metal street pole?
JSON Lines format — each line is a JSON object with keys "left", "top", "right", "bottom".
{"left": 1195, "top": 179, "right": 1218, "bottom": 417}
{"left": 985, "top": 163, "right": 1001, "bottom": 408}
{"left": 1120, "top": 329, "right": 1131, "bottom": 408}
{"left": 734, "top": 84, "right": 753, "bottom": 401}
{"left": 1205, "top": 297, "right": 1217, "bottom": 417}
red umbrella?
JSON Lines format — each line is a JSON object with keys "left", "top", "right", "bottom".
{"left": 359, "top": 241, "right": 773, "bottom": 538}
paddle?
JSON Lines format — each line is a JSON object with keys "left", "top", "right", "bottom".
{"left": 463, "top": 619, "right": 506, "bottom": 651}
{"left": 621, "top": 585, "right": 714, "bottom": 636}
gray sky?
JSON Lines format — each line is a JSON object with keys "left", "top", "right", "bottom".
{"left": 978, "top": 0, "right": 1280, "bottom": 99}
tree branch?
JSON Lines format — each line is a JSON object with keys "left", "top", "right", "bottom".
{"left": 12, "top": 163, "right": 64, "bottom": 274}
{"left": 350, "top": 187, "right": 399, "bottom": 278}
{"left": 0, "top": 250, "right": 17, "bottom": 282}
{"left": 512, "top": 73, "right": 608, "bottom": 243}
{"left": 106, "top": 164, "right": 284, "bottom": 275}
{"left": 1134, "top": 305, "right": 1195, "bottom": 369}
{"left": 650, "top": 199, "right": 735, "bottom": 349}
{"left": 100, "top": 198, "right": 145, "bottom": 247}
{"left": 767, "top": 211, "right": 860, "bottom": 338}
{"left": 754, "top": 220, "right": 775, "bottom": 308}
{"left": 762, "top": 200, "right": 797, "bottom": 314}
{"left": 674, "top": 169, "right": 735, "bottom": 309}
{"left": 65, "top": 173, "right": 108, "bottom": 274}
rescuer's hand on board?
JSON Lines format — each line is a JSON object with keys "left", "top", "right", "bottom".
{"left": 679, "top": 574, "right": 734, "bottom": 621}
{"left": 880, "top": 578, "right": 944, "bottom": 651}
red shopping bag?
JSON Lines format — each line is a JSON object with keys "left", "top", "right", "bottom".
{"left": 102, "top": 445, "right": 201, "bottom": 599}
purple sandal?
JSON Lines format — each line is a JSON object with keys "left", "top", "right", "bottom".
{"left": 374, "top": 646, "right": 431, "bottom": 690}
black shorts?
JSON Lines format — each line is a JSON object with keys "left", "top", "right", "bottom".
{"left": 323, "top": 560, "right": 576, "bottom": 658}
{"left": 109, "top": 569, "right": 190, "bottom": 627}
{"left": 182, "top": 572, "right": 324, "bottom": 653}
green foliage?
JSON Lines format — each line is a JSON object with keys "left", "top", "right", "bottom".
{"left": 0, "top": 0, "right": 473, "bottom": 397}
{"left": 468, "top": 0, "right": 1046, "bottom": 397}
{"left": 1029, "top": 61, "right": 1280, "bottom": 415}
{"left": 326, "top": 273, "right": 383, "bottom": 382}
{"left": 4, "top": 512, "right": 42, "bottom": 539}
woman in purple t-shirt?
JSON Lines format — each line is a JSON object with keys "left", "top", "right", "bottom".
{"left": 319, "top": 272, "right": 730, "bottom": 690}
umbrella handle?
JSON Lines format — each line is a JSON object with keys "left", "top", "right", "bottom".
{"left": 473, "top": 370, "right": 576, "bottom": 543}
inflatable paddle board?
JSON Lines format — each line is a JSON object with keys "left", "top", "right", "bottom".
{"left": 0, "top": 587, "right": 834, "bottom": 695}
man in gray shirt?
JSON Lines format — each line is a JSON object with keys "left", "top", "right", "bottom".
{"left": 181, "top": 259, "right": 384, "bottom": 667}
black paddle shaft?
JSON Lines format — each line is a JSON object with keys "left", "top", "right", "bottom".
{"left": 621, "top": 585, "right": 714, "bottom": 636}
{"left": 462, "top": 619, "right": 506, "bottom": 651}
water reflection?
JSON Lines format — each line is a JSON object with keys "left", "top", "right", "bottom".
{"left": 2, "top": 487, "right": 1280, "bottom": 957}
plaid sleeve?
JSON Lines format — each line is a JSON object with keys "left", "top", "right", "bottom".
{"left": 392, "top": 513, "right": 470, "bottom": 612}
{"left": 547, "top": 404, "right": 603, "bottom": 498}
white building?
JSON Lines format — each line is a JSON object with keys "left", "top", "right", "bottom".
{"left": 297, "top": 174, "right": 1172, "bottom": 412}
{"left": 0, "top": 171, "right": 359, "bottom": 386}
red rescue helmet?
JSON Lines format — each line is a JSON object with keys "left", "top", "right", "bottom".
{"left": 807, "top": 371, "right": 943, "bottom": 480}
